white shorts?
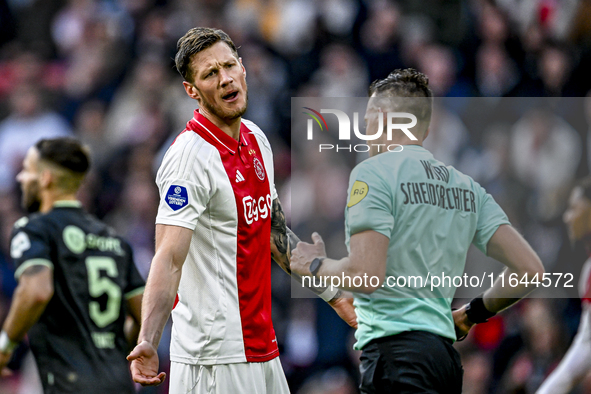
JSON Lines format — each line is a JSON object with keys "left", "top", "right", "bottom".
{"left": 168, "top": 357, "right": 290, "bottom": 394}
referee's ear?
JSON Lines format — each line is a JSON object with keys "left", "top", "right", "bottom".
{"left": 182, "top": 81, "right": 200, "bottom": 101}
{"left": 423, "top": 127, "right": 430, "bottom": 142}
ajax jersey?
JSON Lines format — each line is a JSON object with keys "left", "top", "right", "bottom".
{"left": 156, "top": 111, "right": 278, "bottom": 365}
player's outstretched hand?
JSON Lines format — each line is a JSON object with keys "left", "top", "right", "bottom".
{"left": 452, "top": 305, "right": 475, "bottom": 341}
{"left": 328, "top": 295, "right": 358, "bottom": 329}
{"left": 291, "top": 232, "right": 327, "bottom": 277}
{"left": 127, "top": 341, "right": 166, "bottom": 386}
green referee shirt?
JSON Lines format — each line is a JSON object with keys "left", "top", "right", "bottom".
{"left": 345, "top": 145, "right": 510, "bottom": 349}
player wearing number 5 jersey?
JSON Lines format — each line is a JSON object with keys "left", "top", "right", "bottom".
{"left": 0, "top": 138, "right": 145, "bottom": 393}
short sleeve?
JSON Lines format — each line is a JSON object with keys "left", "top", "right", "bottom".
{"left": 472, "top": 187, "right": 510, "bottom": 254}
{"left": 10, "top": 219, "right": 54, "bottom": 279}
{"left": 154, "top": 141, "right": 213, "bottom": 230}
{"left": 121, "top": 242, "right": 145, "bottom": 299}
{"left": 346, "top": 163, "right": 394, "bottom": 238}
{"left": 155, "top": 179, "right": 210, "bottom": 230}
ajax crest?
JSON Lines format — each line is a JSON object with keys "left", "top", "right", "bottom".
{"left": 253, "top": 157, "right": 265, "bottom": 181}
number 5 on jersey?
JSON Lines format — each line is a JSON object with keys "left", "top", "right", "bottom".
{"left": 86, "top": 257, "right": 122, "bottom": 328}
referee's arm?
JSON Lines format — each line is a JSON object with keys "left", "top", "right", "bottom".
{"left": 454, "top": 224, "right": 544, "bottom": 336}
{"left": 290, "top": 230, "right": 388, "bottom": 294}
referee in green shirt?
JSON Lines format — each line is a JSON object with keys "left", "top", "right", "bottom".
{"left": 291, "top": 69, "right": 545, "bottom": 393}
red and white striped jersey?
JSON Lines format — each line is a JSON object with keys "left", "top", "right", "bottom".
{"left": 155, "top": 110, "right": 279, "bottom": 365}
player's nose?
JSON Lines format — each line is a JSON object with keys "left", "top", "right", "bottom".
{"left": 219, "top": 70, "right": 233, "bottom": 86}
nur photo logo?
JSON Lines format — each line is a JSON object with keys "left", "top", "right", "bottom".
{"left": 302, "top": 107, "right": 418, "bottom": 153}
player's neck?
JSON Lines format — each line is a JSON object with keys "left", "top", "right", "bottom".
{"left": 385, "top": 134, "right": 425, "bottom": 147}
{"left": 198, "top": 108, "right": 241, "bottom": 141}
{"left": 40, "top": 190, "right": 78, "bottom": 213}
{"left": 370, "top": 136, "right": 423, "bottom": 157}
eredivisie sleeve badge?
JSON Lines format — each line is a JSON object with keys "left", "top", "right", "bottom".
{"left": 166, "top": 185, "right": 189, "bottom": 211}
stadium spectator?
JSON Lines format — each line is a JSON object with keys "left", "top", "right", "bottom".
{"left": 510, "top": 107, "right": 581, "bottom": 221}
{"left": 290, "top": 69, "right": 544, "bottom": 393}
{"left": 475, "top": 43, "right": 520, "bottom": 96}
{"left": 311, "top": 43, "right": 369, "bottom": 98}
{"left": 0, "top": 84, "right": 71, "bottom": 193}
{"left": 0, "top": 137, "right": 144, "bottom": 393}
{"left": 127, "top": 27, "right": 356, "bottom": 393}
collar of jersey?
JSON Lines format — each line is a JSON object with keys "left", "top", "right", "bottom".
{"left": 401, "top": 144, "right": 427, "bottom": 151}
{"left": 188, "top": 110, "right": 248, "bottom": 155}
{"left": 53, "top": 200, "right": 82, "bottom": 208}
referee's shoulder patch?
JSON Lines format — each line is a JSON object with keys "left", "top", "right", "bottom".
{"left": 347, "top": 180, "right": 369, "bottom": 207}
{"left": 165, "top": 185, "right": 189, "bottom": 211}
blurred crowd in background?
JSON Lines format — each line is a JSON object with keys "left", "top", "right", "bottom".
{"left": 1, "top": 0, "right": 591, "bottom": 393}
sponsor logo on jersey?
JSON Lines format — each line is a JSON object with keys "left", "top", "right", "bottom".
{"left": 243, "top": 194, "right": 272, "bottom": 225}
{"left": 166, "top": 185, "right": 188, "bottom": 211}
{"left": 63, "top": 225, "right": 124, "bottom": 255}
{"left": 10, "top": 231, "right": 31, "bottom": 259}
{"left": 63, "top": 225, "right": 86, "bottom": 254}
{"left": 253, "top": 157, "right": 265, "bottom": 181}
{"left": 236, "top": 170, "right": 245, "bottom": 183}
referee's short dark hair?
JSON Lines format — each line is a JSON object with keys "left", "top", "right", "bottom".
{"left": 368, "top": 68, "right": 433, "bottom": 130}
{"left": 175, "top": 27, "right": 239, "bottom": 83}
{"left": 35, "top": 137, "right": 91, "bottom": 191}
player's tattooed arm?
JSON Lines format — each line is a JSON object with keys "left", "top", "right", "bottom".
{"left": 270, "top": 198, "right": 355, "bottom": 326}
{"left": 270, "top": 197, "right": 299, "bottom": 275}
{"left": 270, "top": 198, "right": 342, "bottom": 299}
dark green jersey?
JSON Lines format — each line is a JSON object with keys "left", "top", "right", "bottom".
{"left": 9, "top": 201, "right": 145, "bottom": 394}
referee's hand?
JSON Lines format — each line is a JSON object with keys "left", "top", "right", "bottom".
{"left": 452, "top": 305, "right": 475, "bottom": 341}
{"left": 127, "top": 341, "right": 166, "bottom": 386}
{"left": 291, "top": 232, "right": 327, "bottom": 277}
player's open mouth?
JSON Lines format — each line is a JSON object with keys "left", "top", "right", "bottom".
{"left": 222, "top": 91, "right": 238, "bottom": 102}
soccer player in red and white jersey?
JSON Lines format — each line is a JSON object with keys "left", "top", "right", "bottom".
{"left": 126, "top": 27, "right": 357, "bottom": 393}
{"left": 537, "top": 178, "right": 591, "bottom": 394}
